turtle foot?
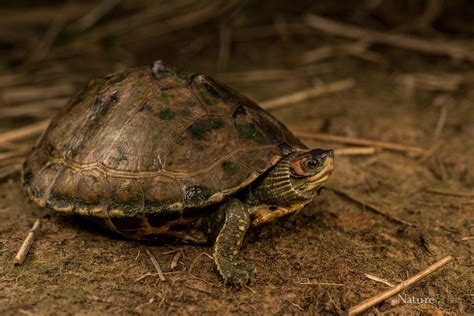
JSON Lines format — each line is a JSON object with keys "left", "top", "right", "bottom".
{"left": 216, "top": 260, "right": 255, "bottom": 286}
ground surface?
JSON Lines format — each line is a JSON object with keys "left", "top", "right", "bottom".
{"left": 0, "top": 2, "right": 473, "bottom": 315}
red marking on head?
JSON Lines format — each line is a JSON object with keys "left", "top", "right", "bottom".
{"left": 290, "top": 156, "right": 309, "bottom": 177}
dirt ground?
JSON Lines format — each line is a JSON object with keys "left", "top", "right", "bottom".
{"left": 0, "top": 1, "right": 473, "bottom": 315}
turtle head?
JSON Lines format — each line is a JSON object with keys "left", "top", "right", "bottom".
{"left": 248, "top": 148, "right": 334, "bottom": 226}
{"left": 288, "top": 149, "right": 334, "bottom": 194}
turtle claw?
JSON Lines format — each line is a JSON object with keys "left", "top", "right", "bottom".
{"left": 218, "top": 261, "right": 255, "bottom": 286}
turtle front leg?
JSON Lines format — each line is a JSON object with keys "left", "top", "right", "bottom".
{"left": 212, "top": 199, "right": 254, "bottom": 285}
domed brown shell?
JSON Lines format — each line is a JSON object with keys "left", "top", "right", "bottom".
{"left": 22, "top": 61, "right": 306, "bottom": 234}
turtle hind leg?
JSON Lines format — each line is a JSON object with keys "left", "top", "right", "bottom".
{"left": 212, "top": 198, "right": 255, "bottom": 285}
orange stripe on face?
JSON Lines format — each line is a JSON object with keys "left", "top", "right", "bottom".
{"left": 290, "top": 155, "right": 309, "bottom": 177}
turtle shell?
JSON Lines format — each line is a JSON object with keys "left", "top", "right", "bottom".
{"left": 22, "top": 60, "right": 306, "bottom": 237}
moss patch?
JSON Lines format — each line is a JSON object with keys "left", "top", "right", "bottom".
{"left": 221, "top": 160, "right": 239, "bottom": 175}
{"left": 187, "top": 117, "right": 226, "bottom": 140}
{"left": 236, "top": 123, "right": 266, "bottom": 144}
{"left": 158, "top": 108, "right": 176, "bottom": 120}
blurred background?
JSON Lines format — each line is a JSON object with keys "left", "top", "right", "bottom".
{"left": 1, "top": 1, "right": 473, "bottom": 314}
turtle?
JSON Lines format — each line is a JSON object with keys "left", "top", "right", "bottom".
{"left": 22, "top": 60, "right": 334, "bottom": 285}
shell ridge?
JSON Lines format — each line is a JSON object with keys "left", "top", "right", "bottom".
{"left": 44, "top": 165, "right": 64, "bottom": 207}
{"left": 100, "top": 94, "right": 150, "bottom": 166}
{"left": 160, "top": 113, "right": 208, "bottom": 168}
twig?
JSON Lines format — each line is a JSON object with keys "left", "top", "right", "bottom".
{"left": 217, "top": 23, "right": 232, "bottom": 72}
{"left": 333, "top": 147, "right": 378, "bottom": 156}
{"left": 188, "top": 252, "right": 213, "bottom": 275}
{"left": 285, "top": 299, "right": 304, "bottom": 311}
{"left": 398, "top": 73, "right": 463, "bottom": 92}
{"left": 134, "top": 249, "right": 141, "bottom": 261}
{"left": 259, "top": 79, "right": 355, "bottom": 111}
{"left": 82, "top": 0, "right": 200, "bottom": 39}
{"left": 0, "top": 155, "right": 25, "bottom": 167}
{"left": 13, "top": 219, "right": 41, "bottom": 265}
{"left": 71, "top": 0, "right": 122, "bottom": 32}
{"left": 397, "top": 0, "right": 442, "bottom": 32}
{"left": 186, "top": 284, "right": 214, "bottom": 295}
{"left": 0, "top": 98, "right": 66, "bottom": 118}
{"left": 302, "top": 42, "right": 386, "bottom": 65}
{"left": 144, "top": 248, "right": 166, "bottom": 282}
{"left": 273, "top": 15, "right": 290, "bottom": 42}
{"left": 1, "top": 84, "right": 74, "bottom": 104}
{"left": 349, "top": 256, "right": 453, "bottom": 315}
{"left": 23, "top": 10, "right": 66, "bottom": 65}
{"left": 135, "top": 271, "right": 184, "bottom": 282}
{"left": 216, "top": 67, "right": 323, "bottom": 83}
{"left": 135, "top": 272, "right": 156, "bottom": 282}
{"left": 304, "top": 14, "right": 474, "bottom": 62}
{"left": 0, "top": 119, "right": 50, "bottom": 145}
{"left": 421, "top": 105, "right": 449, "bottom": 161}
{"left": 0, "top": 148, "right": 29, "bottom": 162}
{"left": 291, "top": 129, "right": 426, "bottom": 157}
{"left": 431, "top": 156, "right": 448, "bottom": 181}
{"left": 0, "top": 4, "right": 93, "bottom": 26}
{"left": 364, "top": 273, "right": 394, "bottom": 287}
{"left": 300, "top": 281, "right": 345, "bottom": 286}
{"left": 0, "top": 163, "right": 22, "bottom": 181}
{"left": 426, "top": 188, "right": 474, "bottom": 198}
{"left": 233, "top": 23, "right": 312, "bottom": 42}
{"left": 123, "top": 1, "right": 238, "bottom": 45}
{"left": 330, "top": 188, "right": 415, "bottom": 227}
{"left": 301, "top": 46, "right": 334, "bottom": 63}
{"left": 217, "top": 69, "right": 297, "bottom": 83}
{"left": 170, "top": 250, "right": 182, "bottom": 270}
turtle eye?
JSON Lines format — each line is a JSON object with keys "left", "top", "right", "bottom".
{"left": 303, "top": 159, "right": 319, "bottom": 170}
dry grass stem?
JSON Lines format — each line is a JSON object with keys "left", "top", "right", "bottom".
{"left": 24, "top": 11, "right": 66, "bottom": 65}
{"left": 304, "top": 14, "right": 474, "bottom": 62}
{"left": 0, "top": 148, "right": 29, "bottom": 161}
{"left": 0, "top": 4, "right": 92, "bottom": 27}
{"left": 300, "top": 280, "right": 345, "bottom": 286}
{"left": 2, "top": 84, "right": 75, "bottom": 104}
{"left": 13, "top": 219, "right": 41, "bottom": 265}
{"left": 302, "top": 42, "right": 386, "bottom": 65}
{"left": 333, "top": 147, "right": 378, "bottom": 156}
{"left": 84, "top": 0, "right": 201, "bottom": 39}
{"left": 144, "top": 248, "right": 166, "bottom": 282}
{"left": 260, "top": 79, "right": 354, "bottom": 110}
{"left": 233, "top": 23, "right": 312, "bottom": 41}
{"left": 349, "top": 256, "right": 453, "bottom": 315}
{"left": 71, "top": 0, "right": 122, "bottom": 32}
{"left": 431, "top": 105, "right": 449, "bottom": 147}
{"left": 217, "top": 66, "right": 323, "bottom": 82}
{"left": 330, "top": 188, "right": 415, "bottom": 227}
{"left": 0, "top": 120, "right": 50, "bottom": 145}
{"left": 123, "top": 1, "right": 238, "bottom": 45}
{"left": 398, "top": 73, "right": 463, "bottom": 92}
{"left": 134, "top": 272, "right": 156, "bottom": 282}
{"left": 217, "top": 23, "right": 232, "bottom": 72}
{"left": 0, "top": 98, "right": 66, "bottom": 118}
{"left": 291, "top": 129, "right": 426, "bottom": 157}
{"left": 217, "top": 69, "right": 297, "bottom": 83}
{"left": 364, "top": 273, "right": 395, "bottom": 287}
{"left": 426, "top": 188, "right": 474, "bottom": 198}
{"left": 0, "top": 163, "right": 22, "bottom": 180}
{"left": 170, "top": 250, "right": 182, "bottom": 270}
{"left": 188, "top": 252, "right": 213, "bottom": 275}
